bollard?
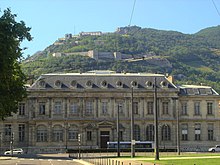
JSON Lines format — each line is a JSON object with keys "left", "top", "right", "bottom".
{"left": 118, "top": 161, "right": 120, "bottom": 165}
{"left": 112, "top": 160, "right": 114, "bottom": 165}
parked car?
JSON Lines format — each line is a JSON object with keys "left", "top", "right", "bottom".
{"left": 208, "top": 145, "right": 220, "bottom": 152}
{"left": 4, "top": 148, "right": 24, "bottom": 155}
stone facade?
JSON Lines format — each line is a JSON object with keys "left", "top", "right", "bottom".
{"left": 0, "top": 71, "right": 219, "bottom": 154}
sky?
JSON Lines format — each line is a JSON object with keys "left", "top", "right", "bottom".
{"left": 1, "top": 0, "right": 220, "bottom": 58}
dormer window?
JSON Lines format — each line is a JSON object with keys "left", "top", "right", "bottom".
{"left": 101, "top": 80, "right": 108, "bottom": 88}
{"left": 71, "top": 80, "right": 77, "bottom": 88}
{"left": 131, "top": 81, "right": 138, "bottom": 88}
{"left": 145, "top": 81, "right": 153, "bottom": 88}
{"left": 39, "top": 80, "right": 46, "bottom": 88}
{"left": 55, "top": 80, "right": 62, "bottom": 88}
{"left": 116, "top": 81, "right": 123, "bottom": 88}
{"left": 160, "top": 81, "right": 168, "bottom": 88}
{"left": 86, "top": 80, "right": 93, "bottom": 88}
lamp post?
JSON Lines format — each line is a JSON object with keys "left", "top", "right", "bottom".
{"left": 65, "top": 122, "right": 68, "bottom": 152}
{"left": 154, "top": 78, "right": 159, "bottom": 160}
{"left": 174, "top": 98, "right": 180, "bottom": 155}
{"left": 0, "top": 132, "right": 2, "bottom": 153}
{"left": 117, "top": 104, "right": 122, "bottom": 157}
{"left": 10, "top": 132, "right": 14, "bottom": 157}
{"left": 78, "top": 133, "right": 81, "bottom": 159}
{"left": 131, "top": 87, "right": 135, "bottom": 158}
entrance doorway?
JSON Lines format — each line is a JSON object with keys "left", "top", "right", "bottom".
{"left": 100, "top": 131, "right": 110, "bottom": 148}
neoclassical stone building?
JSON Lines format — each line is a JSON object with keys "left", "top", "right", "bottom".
{"left": 0, "top": 71, "right": 219, "bottom": 153}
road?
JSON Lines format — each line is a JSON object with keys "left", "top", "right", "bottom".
{"left": 0, "top": 158, "right": 85, "bottom": 165}
{"left": 0, "top": 154, "right": 90, "bottom": 165}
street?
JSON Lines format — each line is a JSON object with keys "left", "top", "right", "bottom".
{"left": 0, "top": 158, "right": 85, "bottom": 165}
{"left": 0, "top": 154, "right": 88, "bottom": 165}
{"left": 0, "top": 158, "right": 82, "bottom": 165}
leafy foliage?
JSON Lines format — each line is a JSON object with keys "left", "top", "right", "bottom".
{"left": 0, "top": 9, "right": 32, "bottom": 119}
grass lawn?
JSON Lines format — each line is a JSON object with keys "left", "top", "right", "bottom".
{"left": 141, "top": 153, "right": 220, "bottom": 165}
{"left": 147, "top": 158, "right": 220, "bottom": 165}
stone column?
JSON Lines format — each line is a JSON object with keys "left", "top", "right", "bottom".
{"left": 48, "top": 122, "right": 52, "bottom": 144}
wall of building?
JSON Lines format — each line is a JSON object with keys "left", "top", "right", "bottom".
{"left": 0, "top": 72, "right": 219, "bottom": 154}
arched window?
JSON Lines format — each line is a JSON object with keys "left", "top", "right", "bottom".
{"left": 70, "top": 80, "right": 77, "bottom": 88}
{"left": 55, "top": 80, "right": 62, "bottom": 88}
{"left": 36, "top": 125, "right": 47, "bottom": 142}
{"left": 52, "top": 125, "right": 63, "bottom": 142}
{"left": 131, "top": 81, "right": 138, "bottom": 88}
{"left": 39, "top": 80, "right": 46, "bottom": 88}
{"left": 134, "top": 124, "right": 140, "bottom": 141}
{"left": 116, "top": 81, "right": 123, "bottom": 88}
{"left": 101, "top": 80, "right": 108, "bottom": 88}
{"left": 161, "top": 125, "right": 171, "bottom": 141}
{"left": 146, "top": 124, "right": 154, "bottom": 141}
{"left": 68, "top": 124, "right": 78, "bottom": 140}
{"left": 86, "top": 80, "right": 93, "bottom": 88}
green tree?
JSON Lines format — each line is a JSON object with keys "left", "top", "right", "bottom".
{"left": 0, "top": 9, "right": 32, "bottom": 119}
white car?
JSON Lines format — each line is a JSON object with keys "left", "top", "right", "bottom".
{"left": 4, "top": 148, "right": 24, "bottom": 155}
{"left": 208, "top": 145, "right": 220, "bottom": 152}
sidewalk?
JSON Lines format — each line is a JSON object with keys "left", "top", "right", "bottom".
{"left": 0, "top": 156, "right": 16, "bottom": 160}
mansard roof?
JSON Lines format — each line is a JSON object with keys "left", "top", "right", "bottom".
{"left": 178, "top": 85, "right": 219, "bottom": 96}
{"left": 29, "top": 70, "right": 177, "bottom": 91}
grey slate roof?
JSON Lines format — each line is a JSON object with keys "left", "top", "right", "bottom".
{"left": 29, "top": 71, "right": 177, "bottom": 91}
{"left": 178, "top": 85, "right": 219, "bottom": 96}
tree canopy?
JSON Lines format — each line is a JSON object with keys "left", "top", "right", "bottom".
{"left": 0, "top": 8, "right": 32, "bottom": 119}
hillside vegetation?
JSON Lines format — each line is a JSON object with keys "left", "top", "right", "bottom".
{"left": 21, "top": 26, "right": 220, "bottom": 92}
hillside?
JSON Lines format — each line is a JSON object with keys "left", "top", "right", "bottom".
{"left": 21, "top": 26, "right": 220, "bottom": 92}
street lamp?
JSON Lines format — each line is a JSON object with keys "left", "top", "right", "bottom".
{"left": 173, "top": 97, "right": 180, "bottom": 155}
{"left": 78, "top": 133, "right": 81, "bottom": 159}
{"left": 117, "top": 104, "right": 122, "bottom": 157}
{"left": 131, "top": 87, "right": 135, "bottom": 158}
{"left": 65, "top": 122, "right": 69, "bottom": 152}
{"left": 154, "top": 78, "right": 159, "bottom": 160}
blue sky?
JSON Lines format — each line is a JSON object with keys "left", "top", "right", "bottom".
{"left": 1, "top": 0, "right": 220, "bottom": 57}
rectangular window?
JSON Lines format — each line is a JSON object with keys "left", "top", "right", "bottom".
{"left": 37, "top": 130, "right": 47, "bottom": 142}
{"left": 5, "top": 124, "right": 11, "bottom": 136}
{"left": 18, "top": 124, "right": 25, "bottom": 142}
{"left": 147, "top": 102, "right": 153, "bottom": 114}
{"left": 18, "top": 103, "right": 25, "bottom": 115}
{"left": 101, "top": 102, "right": 108, "bottom": 114}
{"left": 68, "top": 131, "right": 78, "bottom": 140}
{"left": 194, "top": 102, "right": 200, "bottom": 115}
{"left": 181, "top": 102, "right": 188, "bottom": 115}
{"left": 70, "top": 103, "right": 78, "bottom": 114}
{"left": 86, "top": 101, "right": 93, "bottom": 115}
{"left": 181, "top": 124, "right": 188, "bottom": 141}
{"left": 162, "top": 102, "right": 169, "bottom": 115}
{"left": 86, "top": 131, "right": 92, "bottom": 141}
{"left": 133, "top": 102, "right": 138, "bottom": 114}
{"left": 54, "top": 101, "right": 62, "bottom": 114}
{"left": 207, "top": 102, "right": 213, "bottom": 115}
{"left": 53, "top": 130, "right": 63, "bottom": 142}
{"left": 195, "top": 123, "right": 201, "bottom": 140}
{"left": 39, "top": 102, "right": 46, "bottom": 115}
{"left": 208, "top": 123, "right": 214, "bottom": 141}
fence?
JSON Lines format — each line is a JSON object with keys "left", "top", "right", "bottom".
{"left": 69, "top": 150, "right": 156, "bottom": 165}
